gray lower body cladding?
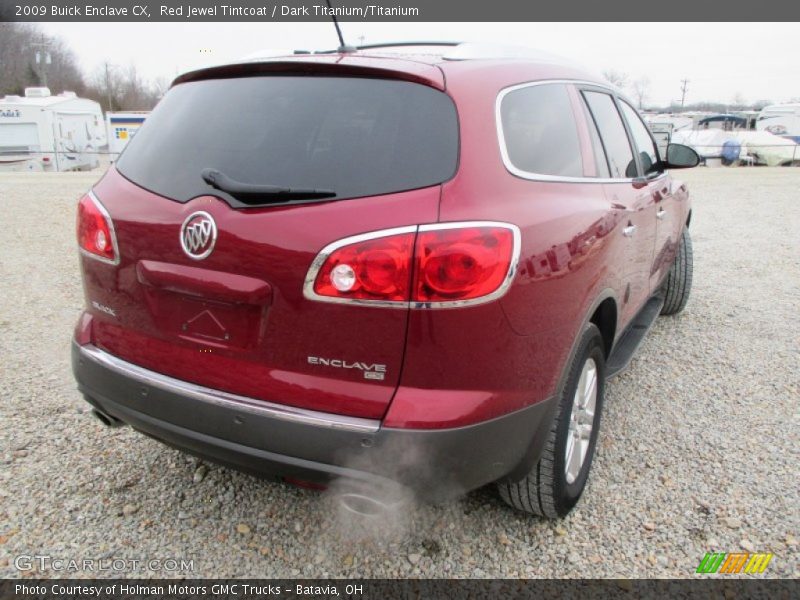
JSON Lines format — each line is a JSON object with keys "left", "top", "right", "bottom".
{"left": 72, "top": 342, "right": 555, "bottom": 500}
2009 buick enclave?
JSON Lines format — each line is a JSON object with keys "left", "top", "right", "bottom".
{"left": 72, "top": 43, "right": 698, "bottom": 518}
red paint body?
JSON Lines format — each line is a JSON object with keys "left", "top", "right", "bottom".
{"left": 75, "top": 52, "right": 690, "bottom": 430}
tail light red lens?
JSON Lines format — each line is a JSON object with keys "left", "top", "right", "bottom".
{"left": 312, "top": 230, "right": 415, "bottom": 303}
{"left": 415, "top": 226, "right": 515, "bottom": 303}
{"left": 306, "top": 222, "right": 519, "bottom": 307}
{"left": 77, "top": 192, "right": 119, "bottom": 265}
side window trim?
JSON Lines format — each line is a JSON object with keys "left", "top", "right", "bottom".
{"left": 495, "top": 79, "right": 639, "bottom": 184}
{"left": 565, "top": 84, "right": 599, "bottom": 178}
{"left": 496, "top": 81, "right": 584, "bottom": 180}
{"left": 577, "top": 88, "right": 613, "bottom": 178}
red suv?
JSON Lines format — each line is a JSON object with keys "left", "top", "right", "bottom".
{"left": 72, "top": 43, "right": 698, "bottom": 518}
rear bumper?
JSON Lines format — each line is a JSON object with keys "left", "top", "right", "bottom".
{"left": 72, "top": 342, "right": 556, "bottom": 498}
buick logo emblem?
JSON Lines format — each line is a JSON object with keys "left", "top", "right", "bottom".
{"left": 180, "top": 211, "right": 217, "bottom": 260}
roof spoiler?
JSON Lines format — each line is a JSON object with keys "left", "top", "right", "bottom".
{"left": 171, "top": 58, "right": 446, "bottom": 91}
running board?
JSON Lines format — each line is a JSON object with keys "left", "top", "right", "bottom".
{"left": 606, "top": 295, "right": 664, "bottom": 378}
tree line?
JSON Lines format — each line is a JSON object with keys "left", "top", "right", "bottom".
{"left": 2, "top": 24, "right": 790, "bottom": 115}
{"left": 0, "top": 23, "right": 165, "bottom": 111}
{"left": 602, "top": 69, "right": 779, "bottom": 113}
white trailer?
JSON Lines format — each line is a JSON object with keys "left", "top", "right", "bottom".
{"left": 756, "top": 103, "right": 800, "bottom": 144}
{"left": 0, "top": 87, "right": 106, "bottom": 172}
{"left": 106, "top": 111, "right": 149, "bottom": 159}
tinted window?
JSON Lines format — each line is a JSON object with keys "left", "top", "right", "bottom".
{"left": 500, "top": 84, "right": 582, "bottom": 177}
{"left": 582, "top": 91, "right": 636, "bottom": 178}
{"left": 620, "top": 101, "right": 660, "bottom": 174}
{"left": 580, "top": 100, "right": 611, "bottom": 178}
{"left": 116, "top": 77, "right": 459, "bottom": 205}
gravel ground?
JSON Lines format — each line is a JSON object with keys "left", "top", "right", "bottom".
{"left": 0, "top": 167, "right": 798, "bottom": 579}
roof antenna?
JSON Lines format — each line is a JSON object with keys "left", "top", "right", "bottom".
{"left": 324, "top": 0, "right": 356, "bottom": 53}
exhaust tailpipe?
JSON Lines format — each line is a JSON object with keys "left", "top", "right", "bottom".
{"left": 91, "top": 408, "right": 125, "bottom": 428}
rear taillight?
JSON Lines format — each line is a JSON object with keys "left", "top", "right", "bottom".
{"left": 77, "top": 192, "right": 119, "bottom": 265}
{"left": 311, "top": 227, "right": 416, "bottom": 303}
{"left": 305, "top": 222, "right": 520, "bottom": 308}
{"left": 415, "top": 225, "right": 516, "bottom": 304}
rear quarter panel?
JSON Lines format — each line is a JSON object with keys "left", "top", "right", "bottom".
{"left": 386, "top": 64, "right": 628, "bottom": 428}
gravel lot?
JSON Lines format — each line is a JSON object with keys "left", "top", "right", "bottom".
{"left": 0, "top": 167, "right": 798, "bottom": 579}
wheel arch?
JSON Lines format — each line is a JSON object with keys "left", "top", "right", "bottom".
{"left": 504, "top": 288, "right": 617, "bottom": 482}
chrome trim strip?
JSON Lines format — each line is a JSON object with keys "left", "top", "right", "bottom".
{"left": 78, "top": 190, "right": 121, "bottom": 266}
{"left": 302, "top": 221, "right": 521, "bottom": 310}
{"left": 78, "top": 344, "right": 381, "bottom": 434}
{"left": 495, "top": 79, "right": 637, "bottom": 184}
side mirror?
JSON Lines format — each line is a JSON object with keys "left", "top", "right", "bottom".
{"left": 664, "top": 143, "right": 700, "bottom": 169}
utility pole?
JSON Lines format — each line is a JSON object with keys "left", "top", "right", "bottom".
{"left": 31, "top": 39, "right": 52, "bottom": 88}
{"left": 680, "top": 78, "right": 689, "bottom": 108}
{"left": 104, "top": 62, "right": 113, "bottom": 111}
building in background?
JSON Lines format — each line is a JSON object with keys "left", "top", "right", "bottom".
{"left": 106, "top": 112, "right": 149, "bottom": 160}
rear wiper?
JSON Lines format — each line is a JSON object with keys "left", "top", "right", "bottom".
{"left": 201, "top": 168, "right": 336, "bottom": 203}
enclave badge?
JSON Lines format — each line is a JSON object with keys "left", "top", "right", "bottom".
{"left": 180, "top": 211, "right": 217, "bottom": 260}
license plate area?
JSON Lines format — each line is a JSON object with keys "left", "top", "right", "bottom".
{"left": 144, "top": 289, "right": 263, "bottom": 350}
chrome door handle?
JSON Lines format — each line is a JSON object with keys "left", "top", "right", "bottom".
{"left": 656, "top": 208, "right": 666, "bottom": 220}
{"left": 623, "top": 224, "right": 637, "bottom": 237}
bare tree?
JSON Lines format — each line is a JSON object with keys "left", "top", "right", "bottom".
{"left": 151, "top": 76, "right": 171, "bottom": 100}
{"left": 1, "top": 23, "right": 162, "bottom": 111}
{"left": 86, "top": 61, "right": 161, "bottom": 111}
{"left": 630, "top": 76, "right": 651, "bottom": 109}
{"left": 0, "top": 23, "right": 85, "bottom": 95}
{"left": 87, "top": 62, "right": 123, "bottom": 111}
{"left": 730, "top": 92, "right": 747, "bottom": 110}
{"left": 603, "top": 69, "right": 629, "bottom": 89}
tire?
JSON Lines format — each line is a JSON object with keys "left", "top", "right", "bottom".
{"left": 498, "top": 323, "right": 606, "bottom": 518}
{"left": 660, "top": 228, "right": 693, "bottom": 316}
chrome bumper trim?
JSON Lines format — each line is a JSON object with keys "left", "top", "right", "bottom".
{"left": 77, "top": 344, "right": 381, "bottom": 434}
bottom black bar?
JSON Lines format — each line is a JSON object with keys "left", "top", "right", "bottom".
{"left": 1, "top": 579, "right": 797, "bottom": 600}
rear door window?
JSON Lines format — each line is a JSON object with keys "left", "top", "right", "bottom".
{"left": 581, "top": 91, "right": 637, "bottom": 178}
{"left": 116, "top": 76, "right": 459, "bottom": 206}
{"left": 619, "top": 101, "right": 661, "bottom": 175}
{"left": 499, "top": 83, "right": 583, "bottom": 178}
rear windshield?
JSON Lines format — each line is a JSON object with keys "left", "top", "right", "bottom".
{"left": 116, "top": 76, "right": 459, "bottom": 206}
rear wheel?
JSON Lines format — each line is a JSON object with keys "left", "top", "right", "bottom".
{"left": 498, "top": 323, "right": 606, "bottom": 518}
{"left": 660, "top": 228, "right": 693, "bottom": 315}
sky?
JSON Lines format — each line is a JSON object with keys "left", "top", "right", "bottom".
{"left": 40, "top": 22, "right": 799, "bottom": 107}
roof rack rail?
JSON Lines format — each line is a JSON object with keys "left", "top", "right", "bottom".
{"left": 356, "top": 42, "right": 461, "bottom": 50}
{"left": 314, "top": 41, "right": 461, "bottom": 54}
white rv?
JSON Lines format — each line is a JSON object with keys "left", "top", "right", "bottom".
{"left": 756, "top": 103, "right": 800, "bottom": 144}
{"left": 0, "top": 87, "right": 106, "bottom": 172}
{"left": 106, "top": 111, "right": 149, "bottom": 159}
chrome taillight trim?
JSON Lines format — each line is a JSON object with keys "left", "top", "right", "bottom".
{"left": 78, "top": 190, "right": 121, "bottom": 266}
{"left": 302, "top": 221, "right": 522, "bottom": 310}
